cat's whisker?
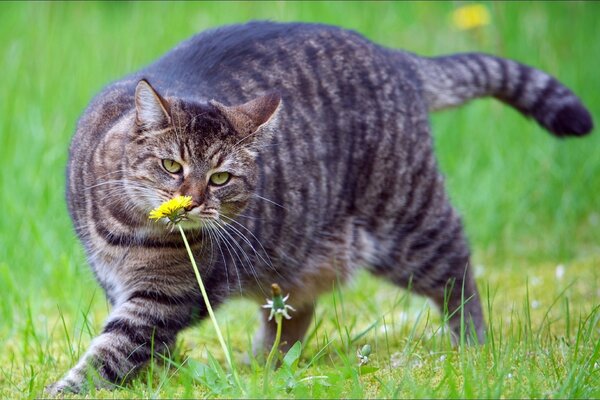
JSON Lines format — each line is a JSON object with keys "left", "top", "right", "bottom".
{"left": 85, "top": 179, "right": 158, "bottom": 198}
{"left": 209, "top": 220, "right": 247, "bottom": 292}
{"left": 229, "top": 213, "right": 264, "bottom": 221}
{"left": 203, "top": 222, "right": 232, "bottom": 294}
{"left": 93, "top": 169, "right": 130, "bottom": 180}
{"left": 231, "top": 140, "right": 282, "bottom": 154}
{"left": 230, "top": 132, "right": 258, "bottom": 149}
{"left": 91, "top": 180, "right": 168, "bottom": 208}
{"left": 219, "top": 214, "right": 275, "bottom": 270}
{"left": 215, "top": 220, "right": 269, "bottom": 295}
{"left": 206, "top": 220, "right": 242, "bottom": 295}
{"left": 216, "top": 221, "right": 256, "bottom": 273}
{"left": 213, "top": 219, "right": 264, "bottom": 294}
{"left": 221, "top": 222, "right": 286, "bottom": 285}
{"left": 84, "top": 180, "right": 125, "bottom": 190}
{"left": 251, "top": 194, "right": 286, "bottom": 210}
{"left": 99, "top": 189, "right": 156, "bottom": 202}
{"left": 98, "top": 192, "right": 158, "bottom": 213}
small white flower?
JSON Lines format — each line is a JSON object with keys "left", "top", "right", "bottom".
{"left": 357, "top": 344, "right": 372, "bottom": 366}
{"left": 475, "top": 264, "right": 485, "bottom": 278}
{"left": 531, "top": 300, "right": 540, "bottom": 309}
{"left": 555, "top": 264, "right": 565, "bottom": 280}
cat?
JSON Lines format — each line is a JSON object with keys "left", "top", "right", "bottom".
{"left": 47, "top": 21, "right": 593, "bottom": 394}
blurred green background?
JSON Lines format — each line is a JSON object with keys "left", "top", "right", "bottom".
{"left": 0, "top": 1, "right": 598, "bottom": 397}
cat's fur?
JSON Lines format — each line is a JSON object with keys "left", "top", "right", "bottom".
{"left": 48, "top": 21, "right": 593, "bottom": 393}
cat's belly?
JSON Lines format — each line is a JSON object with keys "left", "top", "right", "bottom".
{"left": 245, "top": 221, "right": 380, "bottom": 306}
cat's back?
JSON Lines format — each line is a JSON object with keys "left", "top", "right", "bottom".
{"left": 146, "top": 21, "right": 377, "bottom": 89}
{"left": 70, "top": 20, "right": 397, "bottom": 148}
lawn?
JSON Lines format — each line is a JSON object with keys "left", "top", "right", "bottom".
{"left": 1, "top": 1, "right": 599, "bottom": 398}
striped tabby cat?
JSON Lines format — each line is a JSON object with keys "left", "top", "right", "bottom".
{"left": 48, "top": 21, "right": 593, "bottom": 393}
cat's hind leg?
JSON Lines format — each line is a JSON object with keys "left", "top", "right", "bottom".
{"left": 371, "top": 206, "right": 485, "bottom": 345}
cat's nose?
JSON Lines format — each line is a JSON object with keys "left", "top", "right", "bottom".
{"left": 188, "top": 199, "right": 202, "bottom": 210}
{"left": 186, "top": 191, "right": 206, "bottom": 210}
{"left": 178, "top": 183, "right": 206, "bottom": 209}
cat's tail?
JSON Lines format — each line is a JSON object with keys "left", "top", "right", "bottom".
{"left": 412, "top": 53, "right": 593, "bottom": 137}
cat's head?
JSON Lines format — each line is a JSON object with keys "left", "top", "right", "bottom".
{"left": 123, "top": 79, "right": 281, "bottom": 230}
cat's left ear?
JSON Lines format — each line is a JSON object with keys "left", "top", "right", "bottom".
{"left": 135, "top": 79, "right": 172, "bottom": 130}
{"left": 211, "top": 92, "right": 281, "bottom": 139}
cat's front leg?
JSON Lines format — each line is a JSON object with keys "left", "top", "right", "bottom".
{"left": 45, "top": 291, "right": 194, "bottom": 394}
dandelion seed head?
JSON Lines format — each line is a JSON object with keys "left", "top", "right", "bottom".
{"left": 262, "top": 283, "right": 295, "bottom": 321}
{"left": 357, "top": 344, "right": 372, "bottom": 366}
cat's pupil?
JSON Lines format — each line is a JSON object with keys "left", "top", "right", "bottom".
{"left": 162, "top": 159, "right": 182, "bottom": 174}
{"left": 209, "top": 172, "right": 230, "bottom": 186}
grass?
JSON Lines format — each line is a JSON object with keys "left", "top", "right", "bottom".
{"left": 1, "top": 1, "right": 599, "bottom": 398}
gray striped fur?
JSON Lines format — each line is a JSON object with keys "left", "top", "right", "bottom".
{"left": 414, "top": 53, "right": 592, "bottom": 136}
{"left": 47, "top": 21, "right": 593, "bottom": 394}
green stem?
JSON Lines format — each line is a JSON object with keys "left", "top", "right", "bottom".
{"left": 263, "top": 313, "right": 283, "bottom": 394}
{"left": 177, "top": 224, "right": 242, "bottom": 391}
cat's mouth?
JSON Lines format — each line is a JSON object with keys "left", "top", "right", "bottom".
{"left": 188, "top": 207, "right": 218, "bottom": 219}
{"left": 178, "top": 208, "right": 220, "bottom": 230}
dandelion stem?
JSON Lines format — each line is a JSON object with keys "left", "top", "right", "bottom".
{"left": 263, "top": 313, "right": 283, "bottom": 394}
{"left": 177, "top": 224, "right": 242, "bottom": 391}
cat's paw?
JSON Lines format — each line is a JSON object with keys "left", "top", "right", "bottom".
{"left": 44, "top": 379, "right": 82, "bottom": 396}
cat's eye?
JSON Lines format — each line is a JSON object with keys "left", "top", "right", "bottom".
{"left": 209, "top": 172, "right": 231, "bottom": 186}
{"left": 162, "top": 159, "right": 182, "bottom": 174}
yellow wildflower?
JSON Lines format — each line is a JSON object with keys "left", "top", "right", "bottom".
{"left": 147, "top": 194, "right": 241, "bottom": 389}
{"left": 452, "top": 4, "right": 491, "bottom": 30}
{"left": 148, "top": 195, "right": 192, "bottom": 223}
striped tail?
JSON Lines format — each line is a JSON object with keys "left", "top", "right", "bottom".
{"left": 414, "top": 53, "right": 593, "bottom": 137}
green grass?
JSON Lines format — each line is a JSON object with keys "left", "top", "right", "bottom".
{"left": 1, "top": 1, "right": 599, "bottom": 398}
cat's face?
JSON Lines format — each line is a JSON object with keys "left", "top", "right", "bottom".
{"left": 124, "top": 80, "right": 280, "bottom": 230}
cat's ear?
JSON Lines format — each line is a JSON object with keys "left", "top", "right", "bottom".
{"left": 211, "top": 92, "right": 281, "bottom": 137}
{"left": 135, "top": 79, "right": 171, "bottom": 130}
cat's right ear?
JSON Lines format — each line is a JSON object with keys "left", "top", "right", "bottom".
{"left": 135, "top": 79, "right": 171, "bottom": 130}
{"left": 210, "top": 92, "right": 281, "bottom": 138}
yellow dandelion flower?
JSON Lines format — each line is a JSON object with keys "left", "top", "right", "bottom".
{"left": 452, "top": 4, "right": 491, "bottom": 30}
{"left": 148, "top": 195, "right": 192, "bottom": 223}
{"left": 147, "top": 194, "right": 240, "bottom": 389}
